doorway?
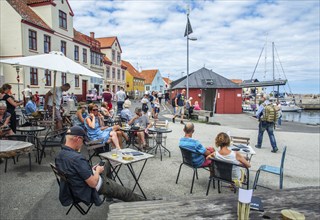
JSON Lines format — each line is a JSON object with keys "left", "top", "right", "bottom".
{"left": 82, "top": 80, "right": 87, "bottom": 101}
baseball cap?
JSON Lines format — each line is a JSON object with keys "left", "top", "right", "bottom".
{"left": 66, "top": 126, "right": 88, "bottom": 141}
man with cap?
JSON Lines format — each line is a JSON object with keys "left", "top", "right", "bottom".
{"left": 55, "top": 126, "right": 145, "bottom": 206}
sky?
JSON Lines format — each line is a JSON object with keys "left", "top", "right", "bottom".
{"left": 69, "top": 0, "right": 320, "bottom": 94}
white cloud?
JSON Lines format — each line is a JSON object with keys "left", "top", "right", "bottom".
{"left": 69, "top": 0, "right": 320, "bottom": 94}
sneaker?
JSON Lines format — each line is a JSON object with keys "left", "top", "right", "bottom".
{"left": 180, "top": 121, "right": 184, "bottom": 124}
{"left": 255, "top": 145, "right": 261, "bottom": 149}
{"left": 172, "top": 117, "right": 175, "bottom": 123}
{"left": 271, "top": 147, "right": 279, "bottom": 153}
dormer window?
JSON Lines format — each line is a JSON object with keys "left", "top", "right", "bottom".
{"left": 59, "top": 10, "right": 67, "bottom": 29}
{"left": 205, "top": 79, "right": 214, "bottom": 85}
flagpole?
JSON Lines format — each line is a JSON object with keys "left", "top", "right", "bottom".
{"left": 186, "top": 10, "right": 190, "bottom": 100}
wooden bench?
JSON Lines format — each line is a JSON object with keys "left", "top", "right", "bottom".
{"left": 190, "top": 110, "right": 213, "bottom": 122}
{"left": 230, "top": 136, "right": 250, "bottom": 145}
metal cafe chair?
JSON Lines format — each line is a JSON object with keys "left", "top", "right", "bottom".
{"left": 50, "top": 163, "right": 96, "bottom": 215}
{"left": 176, "top": 147, "right": 210, "bottom": 194}
{"left": 253, "top": 146, "right": 287, "bottom": 190}
{"left": 206, "top": 158, "right": 249, "bottom": 195}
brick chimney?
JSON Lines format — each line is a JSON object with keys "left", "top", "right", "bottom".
{"left": 90, "top": 32, "right": 95, "bottom": 38}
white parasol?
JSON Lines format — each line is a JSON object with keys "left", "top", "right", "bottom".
{"left": 0, "top": 51, "right": 102, "bottom": 127}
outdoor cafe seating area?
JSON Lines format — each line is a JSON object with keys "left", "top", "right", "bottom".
{"left": 0, "top": 108, "right": 318, "bottom": 219}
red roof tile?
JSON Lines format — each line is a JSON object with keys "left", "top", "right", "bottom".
{"left": 230, "top": 79, "right": 243, "bottom": 84}
{"left": 122, "top": 60, "right": 144, "bottom": 80}
{"left": 7, "top": 0, "right": 52, "bottom": 31}
{"left": 103, "top": 56, "right": 112, "bottom": 65}
{"left": 140, "top": 69, "right": 158, "bottom": 84}
{"left": 163, "top": 77, "right": 172, "bottom": 85}
{"left": 73, "top": 29, "right": 90, "bottom": 46}
{"left": 26, "top": 0, "right": 51, "bottom": 4}
{"left": 96, "top": 36, "right": 122, "bottom": 53}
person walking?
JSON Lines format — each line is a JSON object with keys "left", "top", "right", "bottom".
{"left": 255, "top": 95, "right": 279, "bottom": 153}
{"left": 172, "top": 89, "right": 186, "bottom": 124}
{"left": 115, "top": 87, "right": 126, "bottom": 115}
{"left": 44, "top": 83, "right": 71, "bottom": 130}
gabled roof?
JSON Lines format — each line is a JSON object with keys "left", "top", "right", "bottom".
{"left": 103, "top": 56, "right": 112, "bottom": 65}
{"left": 140, "top": 69, "right": 158, "bottom": 84}
{"left": 7, "top": 0, "right": 52, "bottom": 31}
{"left": 26, "top": 0, "right": 74, "bottom": 16}
{"left": 171, "top": 67, "right": 240, "bottom": 89}
{"left": 163, "top": 77, "right": 172, "bottom": 85}
{"left": 73, "top": 29, "right": 90, "bottom": 46}
{"left": 96, "top": 36, "right": 122, "bottom": 53}
{"left": 122, "top": 60, "right": 144, "bottom": 80}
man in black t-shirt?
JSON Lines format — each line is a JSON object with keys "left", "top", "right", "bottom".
{"left": 172, "top": 89, "right": 186, "bottom": 124}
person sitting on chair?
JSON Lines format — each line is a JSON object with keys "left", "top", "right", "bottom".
{"left": 127, "top": 107, "right": 152, "bottom": 151}
{"left": 84, "top": 103, "right": 121, "bottom": 149}
{"left": 71, "top": 103, "right": 87, "bottom": 128}
{"left": 179, "top": 122, "right": 215, "bottom": 168}
{"left": 25, "top": 95, "right": 41, "bottom": 118}
{"left": 207, "top": 132, "right": 251, "bottom": 182}
{"left": 85, "top": 104, "right": 128, "bottom": 149}
{"left": 55, "top": 126, "right": 145, "bottom": 206}
{"left": 0, "top": 102, "right": 14, "bottom": 136}
{"left": 120, "top": 99, "right": 134, "bottom": 122}
{"left": 100, "top": 102, "right": 111, "bottom": 118}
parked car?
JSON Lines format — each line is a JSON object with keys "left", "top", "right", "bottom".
{"left": 86, "top": 89, "right": 102, "bottom": 103}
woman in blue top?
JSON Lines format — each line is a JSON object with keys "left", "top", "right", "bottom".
{"left": 84, "top": 104, "right": 121, "bottom": 149}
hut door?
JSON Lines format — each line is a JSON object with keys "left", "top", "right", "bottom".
{"left": 203, "top": 89, "right": 216, "bottom": 111}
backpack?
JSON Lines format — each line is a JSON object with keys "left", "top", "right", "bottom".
{"left": 171, "top": 98, "right": 176, "bottom": 107}
{"left": 261, "top": 104, "right": 278, "bottom": 123}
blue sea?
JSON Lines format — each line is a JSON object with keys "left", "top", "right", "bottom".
{"left": 282, "top": 110, "right": 320, "bottom": 125}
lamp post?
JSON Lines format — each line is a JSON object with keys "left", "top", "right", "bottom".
{"left": 14, "top": 65, "right": 21, "bottom": 101}
{"left": 186, "top": 36, "right": 197, "bottom": 100}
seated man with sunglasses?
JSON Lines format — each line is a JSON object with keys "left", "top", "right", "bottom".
{"left": 55, "top": 126, "right": 145, "bottom": 206}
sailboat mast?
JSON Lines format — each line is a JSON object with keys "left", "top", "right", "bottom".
{"left": 272, "top": 42, "right": 275, "bottom": 93}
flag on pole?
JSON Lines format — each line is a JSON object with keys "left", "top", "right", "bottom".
{"left": 184, "top": 17, "right": 193, "bottom": 37}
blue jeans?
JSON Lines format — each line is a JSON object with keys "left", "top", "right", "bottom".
{"left": 117, "top": 101, "right": 124, "bottom": 114}
{"left": 278, "top": 115, "right": 282, "bottom": 126}
{"left": 257, "top": 121, "right": 277, "bottom": 150}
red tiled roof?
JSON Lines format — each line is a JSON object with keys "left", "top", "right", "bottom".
{"left": 140, "top": 69, "right": 158, "bottom": 84}
{"left": 96, "top": 36, "right": 122, "bottom": 53}
{"left": 103, "top": 56, "right": 112, "bottom": 65}
{"left": 122, "top": 60, "right": 144, "bottom": 80}
{"left": 73, "top": 29, "right": 90, "bottom": 46}
{"left": 231, "top": 79, "right": 243, "bottom": 84}
{"left": 163, "top": 77, "right": 172, "bottom": 85}
{"left": 7, "top": 0, "right": 52, "bottom": 31}
{"left": 26, "top": 0, "right": 51, "bottom": 4}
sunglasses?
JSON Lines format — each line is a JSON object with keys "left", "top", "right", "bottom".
{"left": 92, "top": 109, "right": 99, "bottom": 111}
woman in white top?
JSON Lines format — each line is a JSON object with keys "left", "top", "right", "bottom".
{"left": 207, "top": 132, "right": 251, "bottom": 180}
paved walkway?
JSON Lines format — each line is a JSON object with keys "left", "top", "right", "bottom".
{"left": 0, "top": 101, "right": 319, "bottom": 219}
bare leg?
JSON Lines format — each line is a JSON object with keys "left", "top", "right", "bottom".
{"left": 110, "top": 130, "right": 121, "bottom": 149}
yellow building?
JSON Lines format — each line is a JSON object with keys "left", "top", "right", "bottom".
{"left": 122, "top": 60, "right": 145, "bottom": 99}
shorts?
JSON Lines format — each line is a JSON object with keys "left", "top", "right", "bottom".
{"left": 200, "top": 147, "right": 214, "bottom": 167}
{"left": 48, "top": 105, "right": 62, "bottom": 121}
{"left": 176, "top": 106, "right": 184, "bottom": 115}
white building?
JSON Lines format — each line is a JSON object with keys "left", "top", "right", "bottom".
{"left": 0, "top": 0, "right": 103, "bottom": 101}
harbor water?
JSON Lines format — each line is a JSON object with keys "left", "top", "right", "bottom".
{"left": 282, "top": 110, "right": 320, "bottom": 125}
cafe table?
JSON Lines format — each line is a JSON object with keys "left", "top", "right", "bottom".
{"left": 229, "top": 144, "right": 256, "bottom": 161}
{"left": 108, "top": 186, "right": 319, "bottom": 219}
{"left": 0, "top": 140, "right": 34, "bottom": 172}
{"left": 16, "top": 126, "right": 46, "bottom": 136}
{"left": 120, "top": 126, "right": 145, "bottom": 151}
{"left": 99, "top": 148, "right": 154, "bottom": 199}
{"left": 147, "top": 127, "right": 172, "bottom": 161}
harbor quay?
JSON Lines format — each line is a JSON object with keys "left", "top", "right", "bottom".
{"left": 0, "top": 102, "right": 319, "bottom": 220}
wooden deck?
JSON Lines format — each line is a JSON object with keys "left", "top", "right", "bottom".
{"left": 108, "top": 187, "right": 319, "bottom": 219}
